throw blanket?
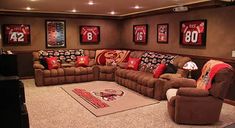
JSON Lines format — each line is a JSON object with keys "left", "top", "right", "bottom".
{"left": 139, "top": 52, "right": 176, "bottom": 73}
{"left": 197, "top": 60, "right": 233, "bottom": 90}
{"left": 39, "top": 49, "right": 84, "bottom": 63}
{"left": 95, "top": 50, "right": 130, "bottom": 65}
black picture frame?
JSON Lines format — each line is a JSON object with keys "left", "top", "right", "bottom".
{"left": 2, "top": 24, "right": 31, "bottom": 46}
{"left": 45, "top": 20, "right": 66, "bottom": 48}
{"left": 157, "top": 23, "right": 169, "bottom": 43}
{"left": 179, "top": 19, "right": 207, "bottom": 46}
{"left": 133, "top": 24, "right": 148, "bottom": 44}
{"left": 80, "top": 26, "right": 100, "bottom": 44}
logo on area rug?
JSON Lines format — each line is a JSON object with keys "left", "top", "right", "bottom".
{"left": 92, "top": 89, "right": 124, "bottom": 101}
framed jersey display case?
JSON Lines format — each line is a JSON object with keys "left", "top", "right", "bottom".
{"left": 180, "top": 20, "right": 207, "bottom": 46}
{"left": 45, "top": 20, "right": 66, "bottom": 48}
{"left": 133, "top": 24, "right": 148, "bottom": 44}
{"left": 157, "top": 23, "right": 168, "bottom": 43}
{"left": 2, "top": 24, "right": 31, "bottom": 46}
{"left": 80, "top": 26, "right": 100, "bottom": 43}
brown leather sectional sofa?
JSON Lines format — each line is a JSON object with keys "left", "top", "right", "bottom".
{"left": 32, "top": 49, "right": 191, "bottom": 100}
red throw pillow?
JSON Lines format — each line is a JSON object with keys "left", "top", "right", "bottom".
{"left": 153, "top": 64, "right": 167, "bottom": 78}
{"left": 127, "top": 57, "right": 141, "bottom": 71}
{"left": 46, "top": 57, "right": 59, "bottom": 70}
{"left": 76, "top": 56, "right": 89, "bottom": 67}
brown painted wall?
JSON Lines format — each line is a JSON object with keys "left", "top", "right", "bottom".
{"left": 0, "top": 16, "right": 122, "bottom": 51}
{"left": 121, "top": 6, "right": 235, "bottom": 60}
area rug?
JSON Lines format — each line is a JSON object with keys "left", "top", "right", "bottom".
{"left": 61, "top": 82, "right": 159, "bottom": 117}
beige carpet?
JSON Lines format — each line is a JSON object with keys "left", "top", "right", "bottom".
{"left": 23, "top": 79, "right": 235, "bottom": 128}
{"left": 62, "top": 82, "right": 159, "bottom": 117}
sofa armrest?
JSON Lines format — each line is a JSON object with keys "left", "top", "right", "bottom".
{"left": 33, "top": 63, "right": 45, "bottom": 69}
{"left": 177, "top": 88, "right": 209, "bottom": 97}
{"left": 159, "top": 73, "right": 182, "bottom": 80}
{"left": 167, "top": 77, "right": 197, "bottom": 88}
{"left": 154, "top": 77, "right": 196, "bottom": 100}
{"left": 154, "top": 78, "right": 169, "bottom": 100}
{"left": 34, "top": 69, "right": 44, "bottom": 86}
{"left": 117, "top": 62, "right": 127, "bottom": 69}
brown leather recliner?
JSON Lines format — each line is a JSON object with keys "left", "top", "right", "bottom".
{"left": 166, "top": 67, "right": 234, "bottom": 124}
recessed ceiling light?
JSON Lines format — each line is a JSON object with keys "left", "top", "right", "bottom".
{"left": 29, "top": 0, "right": 39, "bottom": 1}
{"left": 109, "top": 11, "right": 116, "bottom": 15}
{"left": 134, "top": 5, "right": 141, "bottom": 9}
{"left": 26, "top": 7, "right": 32, "bottom": 10}
{"left": 88, "top": 1, "right": 94, "bottom": 5}
{"left": 71, "top": 9, "right": 77, "bottom": 13}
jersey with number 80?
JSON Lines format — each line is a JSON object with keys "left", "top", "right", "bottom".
{"left": 181, "top": 21, "right": 205, "bottom": 45}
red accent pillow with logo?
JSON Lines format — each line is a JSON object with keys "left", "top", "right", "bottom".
{"left": 46, "top": 57, "right": 59, "bottom": 70}
{"left": 153, "top": 64, "right": 167, "bottom": 78}
{"left": 127, "top": 57, "right": 141, "bottom": 71}
{"left": 76, "top": 56, "right": 89, "bottom": 67}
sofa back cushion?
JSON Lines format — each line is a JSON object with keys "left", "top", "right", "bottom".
{"left": 38, "top": 49, "right": 84, "bottom": 63}
{"left": 129, "top": 51, "right": 144, "bottom": 58}
{"left": 139, "top": 52, "right": 177, "bottom": 73}
{"left": 95, "top": 50, "right": 130, "bottom": 65}
{"left": 84, "top": 50, "right": 96, "bottom": 59}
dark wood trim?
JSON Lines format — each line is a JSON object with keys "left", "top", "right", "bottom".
{"left": 120, "top": 48, "right": 235, "bottom": 63}
{"left": 20, "top": 76, "right": 34, "bottom": 79}
{"left": 10, "top": 49, "right": 235, "bottom": 63}
{"left": 224, "top": 99, "right": 235, "bottom": 106}
{"left": 0, "top": 11, "right": 121, "bottom": 20}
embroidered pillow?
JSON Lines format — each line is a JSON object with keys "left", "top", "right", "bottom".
{"left": 46, "top": 57, "right": 59, "bottom": 70}
{"left": 76, "top": 56, "right": 89, "bottom": 67}
{"left": 127, "top": 57, "right": 141, "bottom": 71}
{"left": 153, "top": 64, "right": 167, "bottom": 78}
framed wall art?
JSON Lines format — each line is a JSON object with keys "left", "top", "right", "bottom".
{"left": 2, "top": 24, "right": 31, "bottom": 46}
{"left": 157, "top": 23, "right": 168, "bottom": 43}
{"left": 45, "top": 20, "right": 66, "bottom": 48}
{"left": 180, "top": 20, "right": 207, "bottom": 46}
{"left": 133, "top": 24, "right": 148, "bottom": 44}
{"left": 80, "top": 26, "right": 100, "bottom": 43}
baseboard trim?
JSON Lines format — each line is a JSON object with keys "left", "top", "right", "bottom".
{"left": 224, "top": 99, "right": 235, "bottom": 106}
{"left": 20, "top": 76, "right": 34, "bottom": 79}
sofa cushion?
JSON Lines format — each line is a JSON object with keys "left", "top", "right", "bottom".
{"left": 153, "top": 64, "right": 167, "bottom": 78}
{"left": 64, "top": 67, "right": 75, "bottom": 75}
{"left": 127, "top": 57, "right": 141, "bottom": 71}
{"left": 46, "top": 57, "right": 59, "bottom": 70}
{"left": 76, "top": 56, "right": 89, "bottom": 67}
{"left": 74, "top": 67, "right": 93, "bottom": 75}
{"left": 126, "top": 70, "right": 143, "bottom": 81}
{"left": 99, "top": 66, "right": 116, "bottom": 73}
{"left": 115, "top": 69, "right": 129, "bottom": 78}
{"left": 136, "top": 72, "right": 157, "bottom": 88}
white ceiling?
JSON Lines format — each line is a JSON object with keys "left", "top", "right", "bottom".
{"left": 0, "top": 0, "right": 212, "bottom": 16}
